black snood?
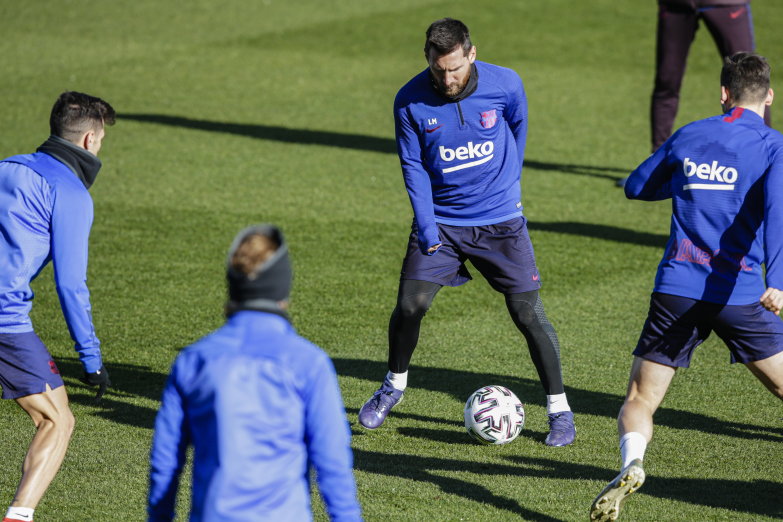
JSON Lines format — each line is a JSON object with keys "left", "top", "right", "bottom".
{"left": 226, "top": 225, "right": 292, "bottom": 320}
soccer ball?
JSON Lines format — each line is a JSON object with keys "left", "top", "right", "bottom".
{"left": 464, "top": 385, "right": 525, "bottom": 445}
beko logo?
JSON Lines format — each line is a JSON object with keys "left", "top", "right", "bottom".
{"left": 438, "top": 141, "right": 494, "bottom": 173}
{"left": 682, "top": 158, "right": 738, "bottom": 190}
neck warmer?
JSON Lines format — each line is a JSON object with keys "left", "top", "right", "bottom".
{"left": 431, "top": 63, "right": 479, "bottom": 102}
{"left": 37, "top": 135, "right": 102, "bottom": 190}
{"left": 226, "top": 225, "right": 292, "bottom": 321}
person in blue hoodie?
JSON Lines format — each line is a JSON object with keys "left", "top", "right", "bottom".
{"left": 0, "top": 91, "right": 114, "bottom": 522}
{"left": 590, "top": 52, "right": 783, "bottom": 521}
{"left": 148, "top": 225, "right": 362, "bottom": 522}
{"left": 357, "top": 18, "right": 576, "bottom": 447}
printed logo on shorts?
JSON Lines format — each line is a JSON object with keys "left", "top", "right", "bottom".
{"left": 49, "top": 360, "right": 60, "bottom": 375}
{"left": 480, "top": 109, "right": 497, "bottom": 129}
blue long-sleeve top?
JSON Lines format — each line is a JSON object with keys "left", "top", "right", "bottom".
{"left": 0, "top": 152, "right": 102, "bottom": 372}
{"left": 625, "top": 107, "right": 783, "bottom": 305}
{"left": 148, "top": 311, "right": 362, "bottom": 522}
{"left": 394, "top": 60, "right": 528, "bottom": 252}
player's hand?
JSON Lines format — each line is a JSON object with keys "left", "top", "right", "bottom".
{"left": 760, "top": 287, "right": 783, "bottom": 315}
{"left": 427, "top": 243, "right": 442, "bottom": 255}
{"left": 79, "top": 365, "right": 111, "bottom": 403}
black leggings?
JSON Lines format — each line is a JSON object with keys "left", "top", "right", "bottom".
{"left": 387, "top": 279, "right": 565, "bottom": 395}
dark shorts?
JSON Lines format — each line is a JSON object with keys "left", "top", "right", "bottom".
{"left": 400, "top": 217, "right": 542, "bottom": 294}
{"left": 0, "top": 331, "right": 64, "bottom": 399}
{"left": 634, "top": 292, "right": 783, "bottom": 368}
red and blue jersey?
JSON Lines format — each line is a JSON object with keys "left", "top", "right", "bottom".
{"left": 625, "top": 107, "right": 783, "bottom": 305}
{"left": 394, "top": 61, "right": 527, "bottom": 252}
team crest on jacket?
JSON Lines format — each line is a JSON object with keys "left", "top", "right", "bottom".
{"left": 480, "top": 110, "right": 497, "bottom": 129}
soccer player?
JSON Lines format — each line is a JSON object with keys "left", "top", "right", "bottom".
{"left": 357, "top": 18, "right": 576, "bottom": 447}
{"left": 148, "top": 225, "right": 362, "bottom": 521}
{"left": 0, "top": 91, "right": 114, "bottom": 522}
{"left": 590, "top": 52, "right": 783, "bottom": 521}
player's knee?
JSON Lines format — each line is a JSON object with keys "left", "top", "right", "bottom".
{"left": 397, "top": 294, "right": 433, "bottom": 320}
{"left": 38, "top": 406, "right": 75, "bottom": 438}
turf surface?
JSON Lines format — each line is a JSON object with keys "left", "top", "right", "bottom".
{"left": 0, "top": 0, "right": 781, "bottom": 520}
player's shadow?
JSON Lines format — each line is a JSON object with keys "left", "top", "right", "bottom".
{"left": 54, "top": 358, "right": 167, "bottom": 429}
{"left": 528, "top": 221, "right": 668, "bottom": 248}
{"left": 120, "top": 113, "right": 629, "bottom": 182}
{"left": 353, "top": 448, "right": 571, "bottom": 521}
{"left": 354, "top": 449, "right": 781, "bottom": 519}
{"left": 335, "top": 358, "right": 782, "bottom": 443}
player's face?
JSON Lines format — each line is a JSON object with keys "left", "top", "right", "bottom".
{"left": 427, "top": 45, "right": 476, "bottom": 97}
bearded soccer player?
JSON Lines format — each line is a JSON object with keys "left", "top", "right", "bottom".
{"left": 590, "top": 52, "right": 783, "bottom": 521}
{"left": 0, "top": 91, "right": 114, "bottom": 522}
{"left": 358, "top": 18, "right": 576, "bottom": 447}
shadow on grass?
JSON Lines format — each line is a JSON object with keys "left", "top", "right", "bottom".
{"left": 336, "top": 358, "right": 783, "bottom": 444}
{"left": 56, "top": 358, "right": 167, "bottom": 429}
{"left": 529, "top": 222, "right": 668, "bottom": 248}
{"left": 354, "top": 448, "right": 567, "bottom": 521}
{"left": 120, "top": 113, "right": 629, "bottom": 182}
{"left": 355, "top": 425, "right": 781, "bottom": 517}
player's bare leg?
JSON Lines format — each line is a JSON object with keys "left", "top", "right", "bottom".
{"left": 618, "top": 357, "right": 676, "bottom": 440}
{"left": 11, "top": 385, "right": 75, "bottom": 509}
{"left": 590, "top": 357, "right": 675, "bottom": 520}
{"left": 745, "top": 350, "right": 783, "bottom": 399}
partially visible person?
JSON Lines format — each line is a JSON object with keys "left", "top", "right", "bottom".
{"left": 0, "top": 91, "right": 114, "bottom": 522}
{"left": 591, "top": 52, "right": 783, "bottom": 521}
{"left": 148, "top": 225, "right": 362, "bottom": 522}
{"left": 618, "top": 0, "right": 766, "bottom": 188}
{"left": 357, "top": 18, "right": 575, "bottom": 447}
{"left": 652, "top": 0, "right": 768, "bottom": 150}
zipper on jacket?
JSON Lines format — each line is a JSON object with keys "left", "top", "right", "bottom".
{"left": 456, "top": 102, "right": 465, "bottom": 127}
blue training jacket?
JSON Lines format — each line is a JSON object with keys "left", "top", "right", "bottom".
{"left": 394, "top": 60, "right": 527, "bottom": 253}
{"left": 625, "top": 107, "right": 783, "bottom": 305}
{"left": 148, "top": 311, "right": 362, "bottom": 522}
{"left": 0, "top": 152, "right": 102, "bottom": 372}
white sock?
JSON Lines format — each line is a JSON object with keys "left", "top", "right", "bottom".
{"left": 386, "top": 370, "right": 408, "bottom": 391}
{"left": 546, "top": 393, "right": 571, "bottom": 414}
{"left": 5, "top": 507, "right": 35, "bottom": 521}
{"left": 619, "top": 432, "right": 648, "bottom": 468}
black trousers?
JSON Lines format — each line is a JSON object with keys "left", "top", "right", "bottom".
{"left": 651, "top": 3, "right": 767, "bottom": 150}
{"left": 387, "top": 279, "right": 565, "bottom": 395}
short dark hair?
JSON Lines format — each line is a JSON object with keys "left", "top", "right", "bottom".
{"left": 49, "top": 91, "right": 116, "bottom": 142}
{"left": 720, "top": 52, "right": 770, "bottom": 105}
{"left": 425, "top": 18, "right": 472, "bottom": 57}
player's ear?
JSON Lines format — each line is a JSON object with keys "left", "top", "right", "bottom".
{"left": 468, "top": 45, "right": 476, "bottom": 64}
{"left": 765, "top": 88, "right": 774, "bottom": 107}
{"left": 720, "top": 86, "right": 730, "bottom": 106}
{"left": 81, "top": 130, "right": 95, "bottom": 151}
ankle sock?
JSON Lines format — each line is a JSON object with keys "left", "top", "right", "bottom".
{"left": 386, "top": 370, "right": 408, "bottom": 391}
{"left": 619, "top": 432, "right": 647, "bottom": 468}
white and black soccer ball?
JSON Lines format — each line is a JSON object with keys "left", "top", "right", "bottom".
{"left": 464, "top": 385, "right": 525, "bottom": 445}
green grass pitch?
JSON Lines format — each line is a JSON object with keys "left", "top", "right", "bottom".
{"left": 0, "top": 0, "right": 781, "bottom": 520}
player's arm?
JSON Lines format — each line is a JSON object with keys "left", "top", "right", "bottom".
{"left": 148, "top": 362, "right": 191, "bottom": 522}
{"left": 503, "top": 70, "right": 528, "bottom": 167}
{"left": 50, "top": 185, "right": 105, "bottom": 372}
{"left": 761, "top": 144, "right": 783, "bottom": 313}
{"left": 304, "top": 354, "right": 362, "bottom": 521}
{"left": 624, "top": 139, "right": 676, "bottom": 201}
{"left": 395, "top": 97, "right": 441, "bottom": 254}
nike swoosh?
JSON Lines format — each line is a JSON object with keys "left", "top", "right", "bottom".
{"left": 730, "top": 8, "right": 745, "bottom": 18}
{"left": 425, "top": 125, "right": 442, "bottom": 133}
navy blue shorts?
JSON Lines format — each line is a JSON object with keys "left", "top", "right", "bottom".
{"left": 400, "top": 217, "right": 542, "bottom": 294}
{"left": 0, "top": 332, "right": 64, "bottom": 399}
{"left": 634, "top": 292, "right": 783, "bottom": 368}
